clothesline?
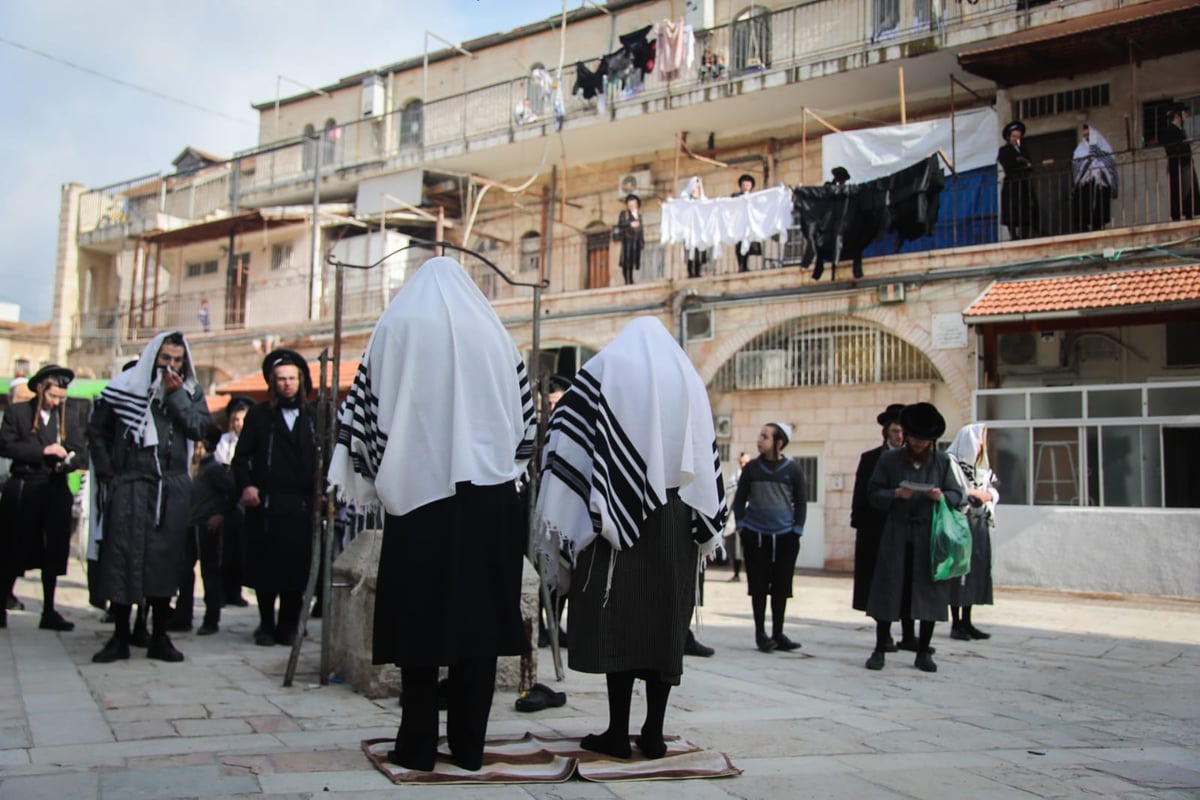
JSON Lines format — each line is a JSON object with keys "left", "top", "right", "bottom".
{"left": 660, "top": 186, "right": 793, "bottom": 257}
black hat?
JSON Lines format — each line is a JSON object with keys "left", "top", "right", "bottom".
{"left": 1165, "top": 101, "right": 1188, "bottom": 118}
{"left": 1002, "top": 120, "right": 1026, "bottom": 140}
{"left": 547, "top": 374, "right": 572, "bottom": 394}
{"left": 831, "top": 166, "right": 851, "bottom": 184}
{"left": 225, "top": 394, "right": 256, "bottom": 415}
{"left": 876, "top": 403, "right": 905, "bottom": 427}
{"left": 624, "top": 193, "right": 641, "bottom": 206}
{"left": 28, "top": 364, "right": 75, "bottom": 392}
{"left": 899, "top": 402, "right": 945, "bottom": 441}
{"left": 737, "top": 173, "right": 756, "bottom": 189}
{"left": 261, "top": 349, "right": 313, "bottom": 396}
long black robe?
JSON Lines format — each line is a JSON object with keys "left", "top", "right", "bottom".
{"left": 615, "top": 209, "right": 644, "bottom": 281}
{"left": 1161, "top": 122, "right": 1198, "bottom": 221}
{"left": 850, "top": 444, "right": 887, "bottom": 612}
{"left": 88, "top": 387, "right": 212, "bottom": 603}
{"left": 865, "top": 448, "right": 966, "bottom": 623}
{"left": 0, "top": 399, "right": 89, "bottom": 575}
{"left": 232, "top": 402, "right": 318, "bottom": 595}
{"left": 998, "top": 142, "right": 1040, "bottom": 237}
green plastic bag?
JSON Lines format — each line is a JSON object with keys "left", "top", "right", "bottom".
{"left": 930, "top": 497, "right": 972, "bottom": 581}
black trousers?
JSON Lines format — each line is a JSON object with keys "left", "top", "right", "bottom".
{"left": 221, "top": 507, "right": 245, "bottom": 601}
{"left": 175, "top": 523, "right": 223, "bottom": 625}
{"left": 395, "top": 658, "right": 497, "bottom": 772}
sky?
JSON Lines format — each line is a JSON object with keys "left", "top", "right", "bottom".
{"left": 0, "top": 0, "right": 573, "bottom": 322}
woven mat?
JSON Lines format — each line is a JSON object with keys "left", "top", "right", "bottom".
{"left": 361, "top": 733, "right": 741, "bottom": 785}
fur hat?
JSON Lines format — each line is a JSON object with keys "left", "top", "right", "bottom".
{"left": 1002, "top": 120, "right": 1026, "bottom": 140}
{"left": 737, "top": 173, "right": 757, "bottom": 190}
{"left": 831, "top": 166, "right": 851, "bottom": 184}
{"left": 876, "top": 403, "right": 906, "bottom": 427}
{"left": 224, "top": 394, "right": 256, "bottom": 415}
{"left": 899, "top": 402, "right": 946, "bottom": 441}
{"left": 261, "top": 349, "right": 313, "bottom": 396}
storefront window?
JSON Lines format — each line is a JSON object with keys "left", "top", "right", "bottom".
{"left": 1101, "top": 426, "right": 1161, "bottom": 507}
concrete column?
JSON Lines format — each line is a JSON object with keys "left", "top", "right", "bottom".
{"left": 51, "top": 183, "right": 86, "bottom": 364}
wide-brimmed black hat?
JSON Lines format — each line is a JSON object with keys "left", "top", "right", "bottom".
{"left": 831, "top": 166, "right": 851, "bottom": 184}
{"left": 1002, "top": 120, "right": 1026, "bottom": 140}
{"left": 1164, "top": 101, "right": 1189, "bottom": 118}
{"left": 225, "top": 394, "right": 256, "bottom": 415}
{"left": 261, "top": 349, "right": 313, "bottom": 396}
{"left": 28, "top": 364, "right": 75, "bottom": 392}
{"left": 876, "top": 403, "right": 906, "bottom": 427}
{"left": 899, "top": 402, "right": 945, "bottom": 441}
{"left": 737, "top": 173, "right": 756, "bottom": 189}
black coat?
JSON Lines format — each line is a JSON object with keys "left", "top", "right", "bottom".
{"left": 232, "top": 402, "right": 318, "bottom": 593}
{"left": 0, "top": 399, "right": 89, "bottom": 574}
{"left": 615, "top": 209, "right": 645, "bottom": 271}
{"left": 850, "top": 444, "right": 887, "bottom": 612}
{"left": 88, "top": 386, "right": 212, "bottom": 603}
{"left": 998, "top": 142, "right": 1039, "bottom": 232}
{"left": 1161, "top": 122, "right": 1198, "bottom": 220}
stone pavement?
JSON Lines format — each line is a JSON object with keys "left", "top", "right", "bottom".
{"left": 2, "top": 559, "right": 1199, "bottom": 799}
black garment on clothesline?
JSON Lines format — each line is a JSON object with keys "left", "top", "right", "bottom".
{"left": 792, "top": 155, "right": 944, "bottom": 281}
{"left": 573, "top": 60, "right": 606, "bottom": 100}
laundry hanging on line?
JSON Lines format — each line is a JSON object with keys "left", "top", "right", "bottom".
{"left": 660, "top": 185, "right": 794, "bottom": 257}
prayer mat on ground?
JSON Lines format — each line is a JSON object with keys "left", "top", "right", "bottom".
{"left": 361, "top": 733, "right": 741, "bottom": 784}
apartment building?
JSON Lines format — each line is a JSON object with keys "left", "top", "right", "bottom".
{"left": 53, "top": 0, "right": 1200, "bottom": 597}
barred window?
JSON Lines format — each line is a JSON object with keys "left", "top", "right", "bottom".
{"left": 1013, "top": 84, "right": 1109, "bottom": 122}
{"left": 710, "top": 319, "right": 942, "bottom": 392}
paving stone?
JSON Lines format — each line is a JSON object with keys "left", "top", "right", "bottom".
{"left": 0, "top": 769, "right": 99, "bottom": 800}
{"left": 125, "top": 751, "right": 217, "bottom": 769}
{"left": 218, "top": 754, "right": 276, "bottom": 777}
{"left": 27, "top": 710, "right": 113, "bottom": 746}
{"left": 106, "top": 704, "right": 208, "bottom": 723}
{"left": 172, "top": 718, "right": 254, "bottom": 737}
{"left": 270, "top": 748, "right": 375, "bottom": 772}
{"left": 0, "top": 724, "right": 31, "bottom": 748}
{"left": 98, "top": 764, "right": 260, "bottom": 799}
{"left": 1086, "top": 760, "right": 1200, "bottom": 790}
{"left": 112, "top": 720, "right": 179, "bottom": 741}
{"left": 244, "top": 715, "right": 301, "bottom": 733}
{"left": 21, "top": 691, "right": 96, "bottom": 713}
{"left": 256, "top": 768, "right": 395, "bottom": 793}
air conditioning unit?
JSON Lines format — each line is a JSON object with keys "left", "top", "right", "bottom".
{"left": 685, "top": 0, "right": 715, "bottom": 31}
{"left": 617, "top": 170, "right": 652, "bottom": 200}
{"left": 998, "top": 332, "right": 1063, "bottom": 368}
{"left": 734, "top": 349, "right": 791, "bottom": 390}
{"left": 361, "top": 74, "right": 385, "bottom": 119}
{"left": 714, "top": 414, "right": 733, "bottom": 439}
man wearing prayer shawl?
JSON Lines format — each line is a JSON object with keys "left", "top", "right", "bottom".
{"left": 87, "top": 331, "right": 212, "bottom": 664}
{"left": 328, "top": 256, "right": 535, "bottom": 773}
{"left": 536, "top": 316, "right": 727, "bottom": 760}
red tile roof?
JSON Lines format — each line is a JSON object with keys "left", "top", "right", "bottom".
{"left": 963, "top": 265, "right": 1200, "bottom": 320}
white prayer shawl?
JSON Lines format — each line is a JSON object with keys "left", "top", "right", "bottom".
{"left": 535, "top": 317, "right": 728, "bottom": 596}
{"left": 660, "top": 185, "right": 792, "bottom": 257}
{"left": 90, "top": 330, "right": 200, "bottom": 544}
{"left": 327, "top": 256, "right": 535, "bottom": 518}
{"left": 947, "top": 423, "right": 999, "bottom": 519}
{"left": 1072, "top": 126, "right": 1119, "bottom": 194}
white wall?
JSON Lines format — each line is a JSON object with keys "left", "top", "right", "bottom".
{"left": 994, "top": 506, "right": 1200, "bottom": 599}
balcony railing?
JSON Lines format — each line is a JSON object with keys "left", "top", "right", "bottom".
{"left": 77, "top": 168, "right": 233, "bottom": 239}
{"left": 238, "top": 0, "right": 1082, "bottom": 194}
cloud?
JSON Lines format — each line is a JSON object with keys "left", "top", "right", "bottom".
{"left": 0, "top": 0, "right": 567, "bottom": 323}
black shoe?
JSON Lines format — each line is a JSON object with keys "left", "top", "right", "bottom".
{"left": 6, "top": 594, "right": 23, "bottom": 611}
{"left": 756, "top": 634, "right": 777, "bottom": 653}
{"left": 197, "top": 622, "right": 219, "bottom": 636}
{"left": 897, "top": 638, "right": 935, "bottom": 655}
{"left": 225, "top": 595, "right": 250, "bottom": 608}
{"left": 966, "top": 624, "right": 991, "bottom": 640}
{"left": 254, "top": 626, "right": 276, "bottom": 646}
{"left": 727, "top": 574, "right": 741, "bottom": 582}
{"left": 39, "top": 610, "right": 75, "bottom": 631}
{"left": 130, "top": 626, "right": 152, "bottom": 648}
{"left": 166, "top": 618, "right": 193, "bottom": 633}
{"left": 274, "top": 629, "right": 297, "bottom": 647}
{"left": 772, "top": 633, "right": 801, "bottom": 652}
{"left": 865, "top": 650, "right": 885, "bottom": 671}
{"left": 882, "top": 636, "right": 898, "bottom": 653}
{"left": 914, "top": 650, "right": 937, "bottom": 673}
{"left": 538, "top": 628, "right": 549, "bottom": 648}
{"left": 93, "top": 636, "right": 131, "bottom": 663}
{"left": 147, "top": 634, "right": 185, "bottom": 662}
{"left": 950, "top": 623, "right": 971, "bottom": 641}
{"left": 684, "top": 631, "right": 715, "bottom": 657}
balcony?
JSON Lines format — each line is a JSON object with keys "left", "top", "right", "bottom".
{"left": 236, "top": 0, "right": 1102, "bottom": 200}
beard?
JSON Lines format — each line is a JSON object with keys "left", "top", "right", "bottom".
{"left": 905, "top": 441, "right": 933, "bottom": 465}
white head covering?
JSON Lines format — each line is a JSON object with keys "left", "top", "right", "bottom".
{"left": 327, "top": 256, "right": 535, "bottom": 517}
{"left": 1073, "top": 125, "right": 1118, "bottom": 193}
{"left": 98, "top": 330, "right": 199, "bottom": 447}
{"left": 947, "top": 422, "right": 998, "bottom": 516}
{"left": 536, "top": 316, "right": 727, "bottom": 579}
{"left": 680, "top": 176, "right": 706, "bottom": 200}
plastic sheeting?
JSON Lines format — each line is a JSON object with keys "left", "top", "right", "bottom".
{"left": 862, "top": 165, "right": 999, "bottom": 257}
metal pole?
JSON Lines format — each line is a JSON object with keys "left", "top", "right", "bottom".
{"left": 950, "top": 75, "right": 957, "bottom": 249}
{"left": 322, "top": 267, "right": 343, "bottom": 682}
{"left": 309, "top": 133, "right": 322, "bottom": 321}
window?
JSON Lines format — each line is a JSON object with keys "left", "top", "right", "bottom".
{"left": 732, "top": 7, "right": 770, "bottom": 73}
{"left": 322, "top": 118, "right": 338, "bottom": 165}
{"left": 1166, "top": 321, "right": 1200, "bottom": 367}
{"left": 271, "top": 243, "right": 294, "bottom": 271}
{"left": 1143, "top": 95, "right": 1199, "bottom": 146}
{"left": 399, "top": 100, "right": 423, "bottom": 149}
{"left": 793, "top": 456, "right": 820, "bottom": 504}
{"left": 684, "top": 309, "right": 714, "bottom": 342}
{"left": 519, "top": 231, "right": 541, "bottom": 273}
{"left": 13, "top": 358, "right": 30, "bottom": 377}
{"left": 1013, "top": 84, "right": 1109, "bottom": 122}
{"left": 186, "top": 259, "right": 219, "bottom": 278}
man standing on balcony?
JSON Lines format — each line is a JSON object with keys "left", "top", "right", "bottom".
{"left": 1162, "top": 102, "right": 1198, "bottom": 221}
{"left": 89, "top": 332, "right": 212, "bottom": 663}
{"left": 997, "top": 121, "right": 1040, "bottom": 240}
{"left": 233, "top": 350, "right": 318, "bottom": 648}
{"left": 732, "top": 174, "right": 764, "bottom": 272}
{"left": 615, "top": 193, "right": 644, "bottom": 285}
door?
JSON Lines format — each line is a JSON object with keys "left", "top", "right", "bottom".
{"left": 1024, "top": 129, "right": 1078, "bottom": 236}
{"left": 790, "top": 446, "right": 825, "bottom": 568}
{"left": 585, "top": 229, "right": 610, "bottom": 289}
{"left": 225, "top": 252, "right": 249, "bottom": 329}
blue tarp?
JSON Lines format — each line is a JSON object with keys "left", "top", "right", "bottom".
{"left": 863, "top": 165, "right": 999, "bottom": 258}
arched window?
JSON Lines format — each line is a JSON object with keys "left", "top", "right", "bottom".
{"left": 731, "top": 7, "right": 771, "bottom": 73}
{"left": 519, "top": 231, "right": 541, "bottom": 273}
{"left": 322, "top": 118, "right": 338, "bottom": 165}
{"left": 399, "top": 99, "right": 423, "bottom": 149}
{"left": 526, "top": 62, "right": 550, "bottom": 117}
{"left": 710, "top": 319, "right": 942, "bottom": 391}
{"left": 301, "top": 123, "right": 317, "bottom": 171}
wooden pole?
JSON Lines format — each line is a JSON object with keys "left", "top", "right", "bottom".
{"left": 899, "top": 67, "right": 907, "bottom": 126}
{"left": 801, "top": 108, "right": 807, "bottom": 185}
